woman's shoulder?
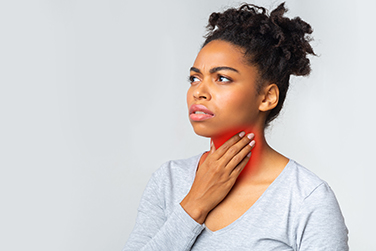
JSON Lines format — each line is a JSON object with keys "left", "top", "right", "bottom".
{"left": 143, "top": 153, "right": 205, "bottom": 206}
{"left": 282, "top": 159, "right": 332, "bottom": 200}
{"left": 284, "top": 160, "right": 348, "bottom": 248}
{"left": 275, "top": 160, "right": 346, "bottom": 228}
{"left": 151, "top": 152, "right": 204, "bottom": 184}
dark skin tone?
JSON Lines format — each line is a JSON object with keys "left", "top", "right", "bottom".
{"left": 181, "top": 40, "right": 289, "bottom": 231}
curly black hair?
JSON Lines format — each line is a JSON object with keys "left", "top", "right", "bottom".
{"left": 203, "top": 2, "right": 315, "bottom": 127}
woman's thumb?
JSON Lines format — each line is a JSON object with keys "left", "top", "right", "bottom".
{"left": 210, "top": 140, "right": 216, "bottom": 153}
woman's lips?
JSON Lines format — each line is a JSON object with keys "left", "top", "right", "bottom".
{"left": 189, "top": 104, "right": 214, "bottom": 121}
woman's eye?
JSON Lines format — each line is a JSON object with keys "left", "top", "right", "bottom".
{"left": 218, "top": 75, "right": 231, "bottom": 83}
{"left": 189, "top": 76, "right": 200, "bottom": 83}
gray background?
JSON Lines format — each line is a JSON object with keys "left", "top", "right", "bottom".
{"left": 1, "top": 0, "right": 375, "bottom": 250}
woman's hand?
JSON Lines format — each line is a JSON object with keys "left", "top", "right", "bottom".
{"left": 180, "top": 131, "right": 255, "bottom": 224}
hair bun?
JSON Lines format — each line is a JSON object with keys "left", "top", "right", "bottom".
{"left": 203, "top": 2, "right": 316, "bottom": 126}
{"left": 269, "top": 3, "right": 315, "bottom": 76}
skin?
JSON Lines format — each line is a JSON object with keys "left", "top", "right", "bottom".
{"left": 181, "top": 40, "right": 289, "bottom": 231}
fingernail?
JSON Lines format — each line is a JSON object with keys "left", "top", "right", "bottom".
{"left": 249, "top": 140, "right": 255, "bottom": 147}
{"left": 247, "top": 133, "right": 254, "bottom": 140}
{"left": 239, "top": 131, "right": 245, "bottom": 137}
{"left": 247, "top": 152, "right": 252, "bottom": 158}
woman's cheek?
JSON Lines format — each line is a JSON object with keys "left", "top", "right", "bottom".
{"left": 219, "top": 91, "right": 248, "bottom": 112}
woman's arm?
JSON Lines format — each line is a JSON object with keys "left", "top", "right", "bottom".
{"left": 123, "top": 174, "right": 204, "bottom": 251}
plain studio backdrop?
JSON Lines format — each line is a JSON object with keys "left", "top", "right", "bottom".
{"left": 0, "top": 0, "right": 375, "bottom": 250}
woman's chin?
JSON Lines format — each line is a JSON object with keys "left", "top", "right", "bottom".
{"left": 192, "top": 127, "right": 244, "bottom": 139}
{"left": 192, "top": 129, "right": 215, "bottom": 138}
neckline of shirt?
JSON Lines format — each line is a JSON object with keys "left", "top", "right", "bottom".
{"left": 188, "top": 154, "right": 294, "bottom": 235}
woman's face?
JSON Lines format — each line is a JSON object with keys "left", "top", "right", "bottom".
{"left": 187, "top": 40, "right": 265, "bottom": 138}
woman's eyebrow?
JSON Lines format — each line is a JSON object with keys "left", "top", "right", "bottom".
{"left": 190, "top": 67, "right": 201, "bottom": 73}
{"left": 190, "top": 66, "right": 239, "bottom": 74}
{"left": 210, "top": 66, "right": 239, "bottom": 74}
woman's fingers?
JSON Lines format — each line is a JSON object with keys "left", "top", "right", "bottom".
{"left": 210, "top": 139, "right": 216, "bottom": 154}
{"left": 218, "top": 133, "right": 255, "bottom": 167}
{"left": 228, "top": 139, "right": 255, "bottom": 176}
{"left": 211, "top": 131, "right": 248, "bottom": 158}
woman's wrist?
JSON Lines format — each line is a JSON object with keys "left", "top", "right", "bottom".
{"left": 180, "top": 196, "right": 208, "bottom": 224}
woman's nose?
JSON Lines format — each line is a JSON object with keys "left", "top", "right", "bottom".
{"left": 193, "top": 81, "right": 211, "bottom": 100}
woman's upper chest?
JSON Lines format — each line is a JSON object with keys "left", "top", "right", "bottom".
{"left": 204, "top": 181, "right": 270, "bottom": 232}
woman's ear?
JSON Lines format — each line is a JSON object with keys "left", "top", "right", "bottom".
{"left": 259, "top": 84, "right": 279, "bottom": 112}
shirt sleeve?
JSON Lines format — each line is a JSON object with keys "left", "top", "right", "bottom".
{"left": 295, "top": 182, "right": 349, "bottom": 251}
{"left": 123, "top": 172, "right": 205, "bottom": 251}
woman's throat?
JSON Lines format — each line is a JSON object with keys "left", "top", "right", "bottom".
{"left": 211, "top": 126, "right": 261, "bottom": 150}
{"left": 211, "top": 127, "right": 264, "bottom": 171}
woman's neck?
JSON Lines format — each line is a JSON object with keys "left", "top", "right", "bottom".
{"left": 210, "top": 126, "right": 286, "bottom": 184}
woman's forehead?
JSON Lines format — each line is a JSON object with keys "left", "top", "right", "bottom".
{"left": 193, "top": 40, "right": 247, "bottom": 70}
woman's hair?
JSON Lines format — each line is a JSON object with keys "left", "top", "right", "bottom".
{"left": 203, "top": 2, "right": 315, "bottom": 127}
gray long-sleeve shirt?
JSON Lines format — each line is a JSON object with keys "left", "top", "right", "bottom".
{"left": 124, "top": 153, "right": 348, "bottom": 250}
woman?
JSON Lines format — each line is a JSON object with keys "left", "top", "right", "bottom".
{"left": 124, "top": 3, "right": 348, "bottom": 250}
